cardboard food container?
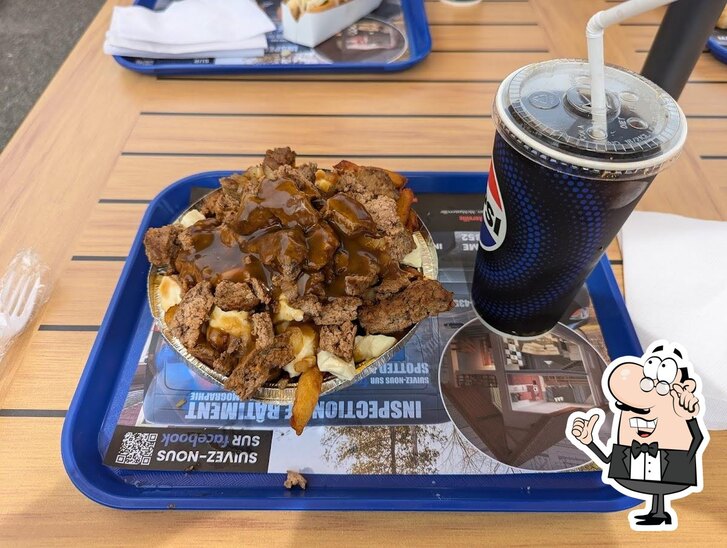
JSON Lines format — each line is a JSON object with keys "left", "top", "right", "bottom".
{"left": 282, "top": 0, "right": 384, "bottom": 48}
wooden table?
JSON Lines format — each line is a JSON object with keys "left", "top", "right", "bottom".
{"left": 1, "top": 1, "right": 725, "bottom": 544}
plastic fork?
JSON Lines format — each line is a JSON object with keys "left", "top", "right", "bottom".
{"left": 0, "top": 254, "right": 44, "bottom": 355}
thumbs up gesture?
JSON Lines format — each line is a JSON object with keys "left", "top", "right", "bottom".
{"left": 570, "top": 411, "right": 601, "bottom": 445}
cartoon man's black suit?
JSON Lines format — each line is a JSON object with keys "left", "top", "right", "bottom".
{"left": 586, "top": 417, "right": 704, "bottom": 525}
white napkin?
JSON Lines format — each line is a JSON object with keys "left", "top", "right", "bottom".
{"left": 105, "top": 45, "right": 266, "bottom": 59}
{"left": 105, "top": 36, "right": 267, "bottom": 59}
{"left": 619, "top": 211, "right": 727, "bottom": 429}
{"left": 104, "top": 0, "right": 274, "bottom": 59}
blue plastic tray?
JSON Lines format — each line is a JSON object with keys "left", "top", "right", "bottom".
{"left": 61, "top": 171, "right": 641, "bottom": 511}
{"left": 707, "top": 29, "right": 727, "bottom": 65}
{"left": 113, "top": 0, "right": 431, "bottom": 76}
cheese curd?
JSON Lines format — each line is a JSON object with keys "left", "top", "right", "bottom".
{"left": 274, "top": 295, "right": 305, "bottom": 324}
{"left": 283, "top": 325, "right": 318, "bottom": 378}
{"left": 178, "top": 209, "right": 206, "bottom": 228}
{"left": 353, "top": 334, "right": 397, "bottom": 363}
{"left": 400, "top": 241, "right": 422, "bottom": 269}
{"left": 317, "top": 350, "right": 356, "bottom": 381}
{"left": 158, "top": 276, "right": 183, "bottom": 312}
{"left": 209, "top": 306, "right": 251, "bottom": 339}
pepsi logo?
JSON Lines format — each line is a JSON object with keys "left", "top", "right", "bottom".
{"left": 479, "top": 163, "right": 507, "bottom": 251}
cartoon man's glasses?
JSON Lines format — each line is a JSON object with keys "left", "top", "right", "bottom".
{"left": 640, "top": 355, "right": 678, "bottom": 396}
{"left": 640, "top": 376, "right": 671, "bottom": 396}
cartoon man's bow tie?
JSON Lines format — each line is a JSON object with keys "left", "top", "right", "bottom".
{"left": 631, "top": 440, "right": 659, "bottom": 457}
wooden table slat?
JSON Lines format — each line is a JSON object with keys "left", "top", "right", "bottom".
{"left": 103, "top": 155, "right": 492, "bottom": 199}
{"left": 123, "top": 114, "right": 727, "bottom": 157}
{"left": 138, "top": 79, "right": 727, "bottom": 119}
{"left": 140, "top": 81, "right": 501, "bottom": 116}
{"left": 431, "top": 23, "right": 549, "bottom": 51}
{"left": 425, "top": 1, "right": 537, "bottom": 25}
{"left": 620, "top": 25, "right": 660, "bottom": 51}
{"left": 39, "top": 262, "right": 124, "bottom": 326}
{"left": 0, "top": 334, "right": 96, "bottom": 410}
{"left": 635, "top": 51, "right": 727, "bottom": 82}
{"left": 74, "top": 203, "right": 147, "bottom": 256}
{"left": 124, "top": 115, "right": 494, "bottom": 155}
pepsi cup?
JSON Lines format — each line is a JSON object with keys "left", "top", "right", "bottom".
{"left": 472, "top": 59, "right": 687, "bottom": 338}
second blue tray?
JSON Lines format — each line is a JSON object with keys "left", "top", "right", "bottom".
{"left": 114, "top": 0, "right": 431, "bottom": 76}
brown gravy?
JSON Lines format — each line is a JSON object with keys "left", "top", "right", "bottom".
{"left": 175, "top": 180, "right": 397, "bottom": 301}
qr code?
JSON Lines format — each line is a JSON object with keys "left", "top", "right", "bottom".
{"left": 115, "top": 432, "right": 158, "bottom": 466}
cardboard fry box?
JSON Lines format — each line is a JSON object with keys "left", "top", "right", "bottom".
{"left": 282, "top": 0, "right": 384, "bottom": 48}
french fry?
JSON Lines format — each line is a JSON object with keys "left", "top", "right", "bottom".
{"left": 397, "top": 187, "right": 415, "bottom": 226}
{"left": 293, "top": 355, "right": 316, "bottom": 373}
{"left": 290, "top": 366, "right": 323, "bottom": 435}
{"left": 287, "top": 0, "right": 301, "bottom": 19}
{"left": 307, "top": 0, "right": 342, "bottom": 13}
{"left": 385, "top": 169, "right": 407, "bottom": 189}
{"left": 406, "top": 210, "right": 419, "bottom": 232}
{"left": 289, "top": 0, "right": 348, "bottom": 17}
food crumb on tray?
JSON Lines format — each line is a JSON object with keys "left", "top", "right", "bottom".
{"left": 284, "top": 470, "right": 307, "bottom": 490}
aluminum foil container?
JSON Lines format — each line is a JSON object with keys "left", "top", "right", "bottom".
{"left": 148, "top": 188, "right": 439, "bottom": 405}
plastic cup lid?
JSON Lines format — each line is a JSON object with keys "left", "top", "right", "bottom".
{"left": 496, "top": 59, "right": 687, "bottom": 173}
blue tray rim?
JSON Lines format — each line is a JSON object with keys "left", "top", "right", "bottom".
{"left": 112, "top": 0, "right": 432, "bottom": 76}
{"left": 61, "top": 170, "right": 641, "bottom": 512}
{"left": 707, "top": 35, "right": 727, "bottom": 65}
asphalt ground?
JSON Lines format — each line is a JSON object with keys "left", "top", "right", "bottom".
{"left": 0, "top": 0, "right": 105, "bottom": 150}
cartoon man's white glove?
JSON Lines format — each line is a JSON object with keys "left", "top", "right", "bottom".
{"left": 570, "top": 412, "right": 600, "bottom": 445}
{"left": 671, "top": 384, "right": 700, "bottom": 420}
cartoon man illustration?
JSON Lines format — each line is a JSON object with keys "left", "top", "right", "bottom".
{"left": 567, "top": 341, "right": 708, "bottom": 530}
